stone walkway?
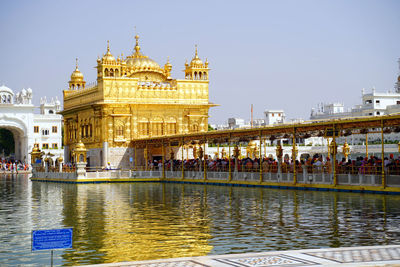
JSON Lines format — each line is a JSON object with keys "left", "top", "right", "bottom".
{"left": 79, "top": 245, "right": 400, "bottom": 266}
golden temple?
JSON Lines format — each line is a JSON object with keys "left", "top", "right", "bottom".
{"left": 61, "top": 34, "right": 217, "bottom": 168}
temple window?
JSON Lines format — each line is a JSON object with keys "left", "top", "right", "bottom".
{"left": 138, "top": 122, "right": 149, "bottom": 136}
{"left": 152, "top": 123, "right": 163, "bottom": 136}
{"left": 104, "top": 68, "right": 109, "bottom": 76}
{"left": 167, "top": 123, "right": 177, "bottom": 135}
{"left": 116, "top": 126, "right": 124, "bottom": 136}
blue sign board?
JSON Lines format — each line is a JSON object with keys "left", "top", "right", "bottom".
{"left": 32, "top": 228, "right": 73, "bottom": 251}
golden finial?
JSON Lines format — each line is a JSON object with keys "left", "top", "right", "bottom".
{"left": 134, "top": 34, "right": 140, "bottom": 54}
{"left": 107, "top": 40, "right": 110, "bottom": 52}
{"left": 195, "top": 44, "right": 198, "bottom": 58}
{"left": 75, "top": 58, "right": 79, "bottom": 69}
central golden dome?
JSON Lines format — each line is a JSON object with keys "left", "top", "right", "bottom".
{"left": 125, "top": 35, "right": 165, "bottom": 77}
{"left": 126, "top": 56, "right": 161, "bottom": 70}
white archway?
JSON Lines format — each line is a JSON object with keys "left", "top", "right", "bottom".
{"left": 0, "top": 115, "right": 29, "bottom": 162}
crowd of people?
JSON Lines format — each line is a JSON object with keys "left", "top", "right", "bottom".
{"left": 0, "top": 160, "right": 30, "bottom": 172}
{"left": 142, "top": 153, "right": 400, "bottom": 176}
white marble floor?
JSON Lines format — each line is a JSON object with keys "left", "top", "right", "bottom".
{"left": 78, "top": 245, "right": 400, "bottom": 267}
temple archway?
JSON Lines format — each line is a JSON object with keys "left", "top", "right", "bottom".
{"left": 0, "top": 116, "right": 29, "bottom": 162}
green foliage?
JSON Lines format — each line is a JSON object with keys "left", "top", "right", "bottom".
{"left": 208, "top": 124, "right": 215, "bottom": 131}
{"left": 0, "top": 129, "right": 15, "bottom": 155}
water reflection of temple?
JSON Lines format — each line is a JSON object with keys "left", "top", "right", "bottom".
{"left": 59, "top": 183, "right": 213, "bottom": 264}
{"left": 22, "top": 180, "right": 400, "bottom": 265}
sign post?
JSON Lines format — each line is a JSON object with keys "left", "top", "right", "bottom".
{"left": 32, "top": 228, "right": 73, "bottom": 267}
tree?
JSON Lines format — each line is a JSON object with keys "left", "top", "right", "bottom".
{"left": 208, "top": 124, "right": 215, "bottom": 131}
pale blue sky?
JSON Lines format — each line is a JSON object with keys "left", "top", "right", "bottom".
{"left": 0, "top": 0, "right": 399, "bottom": 124}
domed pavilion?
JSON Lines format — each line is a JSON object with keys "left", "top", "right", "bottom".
{"left": 61, "top": 32, "right": 217, "bottom": 168}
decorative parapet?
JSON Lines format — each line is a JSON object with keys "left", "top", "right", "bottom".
{"left": 64, "top": 82, "right": 98, "bottom": 99}
{"left": 137, "top": 81, "right": 177, "bottom": 90}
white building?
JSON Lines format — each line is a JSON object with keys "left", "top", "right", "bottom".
{"left": 228, "top": 118, "right": 246, "bottom": 129}
{"left": 309, "top": 72, "right": 400, "bottom": 146}
{"left": 264, "top": 110, "right": 285, "bottom": 125}
{"left": 0, "top": 85, "right": 63, "bottom": 163}
{"left": 310, "top": 88, "right": 400, "bottom": 119}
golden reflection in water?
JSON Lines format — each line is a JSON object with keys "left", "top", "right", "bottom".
{"left": 61, "top": 183, "right": 213, "bottom": 264}
{"left": 24, "top": 180, "right": 399, "bottom": 266}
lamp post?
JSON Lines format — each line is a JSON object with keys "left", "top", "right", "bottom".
{"left": 276, "top": 140, "right": 283, "bottom": 178}
{"left": 342, "top": 141, "right": 350, "bottom": 162}
{"left": 233, "top": 145, "right": 240, "bottom": 172}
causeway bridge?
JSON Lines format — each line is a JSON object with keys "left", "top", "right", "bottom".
{"left": 32, "top": 114, "right": 400, "bottom": 194}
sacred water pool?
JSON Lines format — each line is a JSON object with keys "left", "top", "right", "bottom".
{"left": 1, "top": 174, "right": 400, "bottom": 266}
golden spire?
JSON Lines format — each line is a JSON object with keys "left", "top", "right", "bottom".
{"left": 135, "top": 34, "right": 140, "bottom": 54}
{"left": 194, "top": 44, "right": 199, "bottom": 59}
{"left": 107, "top": 40, "right": 110, "bottom": 53}
{"left": 165, "top": 56, "right": 172, "bottom": 79}
{"left": 75, "top": 58, "right": 79, "bottom": 70}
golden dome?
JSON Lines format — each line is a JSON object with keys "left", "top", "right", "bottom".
{"left": 70, "top": 58, "right": 84, "bottom": 81}
{"left": 102, "top": 40, "right": 116, "bottom": 63}
{"left": 190, "top": 45, "right": 204, "bottom": 67}
{"left": 126, "top": 57, "right": 161, "bottom": 70}
{"left": 125, "top": 35, "right": 165, "bottom": 75}
{"left": 75, "top": 140, "right": 86, "bottom": 151}
{"left": 248, "top": 140, "right": 257, "bottom": 147}
{"left": 165, "top": 56, "right": 172, "bottom": 68}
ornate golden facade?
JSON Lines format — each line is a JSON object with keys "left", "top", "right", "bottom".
{"left": 61, "top": 34, "right": 216, "bottom": 167}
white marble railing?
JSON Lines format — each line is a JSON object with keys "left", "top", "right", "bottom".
{"left": 32, "top": 169, "right": 400, "bottom": 188}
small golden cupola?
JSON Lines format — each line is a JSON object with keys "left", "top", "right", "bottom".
{"left": 102, "top": 40, "right": 116, "bottom": 63}
{"left": 164, "top": 57, "right": 172, "bottom": 80}
{"left": 97, "top": 41, "right": 120, "bottom": 78}
{"left": 184, "top": 45, "right": 209, "bottom": 80}
{"left": 125, "top": 35, "right": 166, "bottom": 81}
{"left": 69, "top": 58, "right": 86, "bottom": 90}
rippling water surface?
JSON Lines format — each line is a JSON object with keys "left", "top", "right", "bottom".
{"left": 1, "top": 174, "right": 400, "bottom": 266}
